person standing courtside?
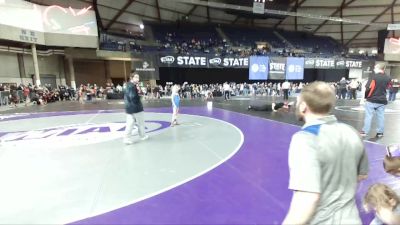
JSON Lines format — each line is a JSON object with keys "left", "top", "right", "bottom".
{"left": 282, "top": 80, "right": 290, "bottom": 101}
{"left": 360, "top": 62, "right": 391, "bottom": 138}
{"left": 389, "top": 79, "right": 399, "bottom": 102}
{"left": 123, "top": 73, "right": 148, "bottom": 145}
{"left": 349, "top": 79, "right": 359, "bottom": 100}
{"left": 338, "top": 77, "right": 348, "bottom": 99}
{"left": 283, "top": 81, "right": 369, "bottom": 225}
{"left": 223, "top": 82, "right": 230, "bottom": 101}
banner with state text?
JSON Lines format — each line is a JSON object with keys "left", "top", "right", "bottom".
{"left": 158, "top": 54, "right": 248, "bottom": 68}
{"left": 156, "top": 54, "right": 371, "bottom": 71}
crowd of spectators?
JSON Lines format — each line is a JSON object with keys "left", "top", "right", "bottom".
{"left": 331, "top": 77, "right": 400, "bottom": 101}
{"left": 0, "top": 83, "right": 75, "bottom": 107}
{"left": 0, "top": 82, "right": 130, "bottom": 107}
{"left": 155, "top": 32, "right": 309, "bottom": 58}
{"left": 141, "top": 81, "right": 308, "bottom": 101}
{"left": 2, "top": 77, "right": 396, "bottom": 108}
{"left": 99, "top": 28, "right": 358, "bottom": 59}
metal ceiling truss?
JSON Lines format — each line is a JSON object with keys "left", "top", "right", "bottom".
{"left": 30, "top": 0, "right": 398, "bottom": 48}
{"left": 274, "top": 0, "right": 307, "bottom": 29}
{"left": 156, "top": 0, "right": 161, "bottom": 22}
{"left": 176, "top": 0, "right": 387, "bottom": 28}
{"left": 345, "top": 0, "right": 397, "bottom": 46}
{"left": 313, "top": 0, "right": 358, "bottom": 34}
{"left": 105, "top": 0, "right": 137, "bottom": 30}
{"left": 133, "top": 0, "right": 232, "bottom": 23}
{"left": 93, "top": 0, "right": 104, "bottom": 31}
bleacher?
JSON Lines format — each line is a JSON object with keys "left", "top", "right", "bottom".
{"left": 99, "top": 32, "right": 144, "bottom": 52}
{"left": 278, "top": 30, "right": 343, "bottom": 55}
{"left": 221, "top": 26, "right": 287, "bottom": 49}
{"left": 152, "top": 23, "right": 221, "bottom": 44}
{"left": 98, "top": 23, "right": 347, "bottom": 57}
{"left": 150, "top": 23, "right": 224, "bottom": 54}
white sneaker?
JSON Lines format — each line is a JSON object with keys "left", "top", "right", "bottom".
{"left": 123, "top": 138, "right": 134, "bottom": 145}
{"left": 140, "top": 135, "right": 149, "bottom": 141}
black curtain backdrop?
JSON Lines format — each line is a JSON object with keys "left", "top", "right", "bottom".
{"left": 158, "top": 67, "right": 349, "bottom": 85}
{"left": 158, "top": 68, "right": 250, "bottom": 85}
{"left": 303, "top": 69, "right": 349, "bottom": 83}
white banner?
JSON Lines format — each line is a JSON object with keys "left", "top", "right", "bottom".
{"left": 388, "top": 24, "right": 400, "bottom": 30}
{"left": 253, "top": 2, "right": 265, "bottom": 14}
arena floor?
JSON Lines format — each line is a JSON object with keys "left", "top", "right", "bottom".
{"left": 0, "top": 97, "right": 399, "bottom": 224}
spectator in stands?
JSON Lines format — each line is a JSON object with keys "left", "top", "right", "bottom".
{"left": 116, "top": 84, "right": 123, "bottom": 93}
{"left": 85, "top": 84, "right": 93, "bottom": 101}
{"left": 10, "top": 85, "right": 19, "bottom": 108}
{"left": 59, "top": 85, "right": 67, "bottom": 101}
{"left": 153, "top": 85, "right": 160, "bottom": 99}
{"left": 146, "top": 84, "right": 151, "bottom": 99}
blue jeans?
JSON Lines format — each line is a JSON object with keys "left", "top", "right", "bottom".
{"left": 389, "top": 91, "right": 397, "bottom": 101}
{"left": 362, "top": 101, "right": 386, "bottom": 134}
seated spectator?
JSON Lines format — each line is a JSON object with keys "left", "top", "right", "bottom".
{"left": 364, "top": 183, "right": 400, "bottom": 225}
{"left": 384, "top": 144, "right": 400, "bottom": 176}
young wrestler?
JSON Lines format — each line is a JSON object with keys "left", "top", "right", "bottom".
{"left": 247, "top": 101, "right": 295, "bottom": 112}
{"left": 171, "top": 84, "right": 180, "bottom": 127}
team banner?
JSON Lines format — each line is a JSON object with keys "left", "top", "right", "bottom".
{"left": 304, "top": 58, "right": 315, "bottom": 69}
{"left": 159, "top": 55, "right": 208, "bottom": 68}
{"left": 175, "top": 55, "right": 208, "bottom": 68}
{"left": 335, "top": 59, "right": 346, "bottom": 69}
{"left": 345, "top": 59, "right": 363, "bottom": 68}
{"left": 159, "top": 55, "right": 177, "bottom": 67}
{"left": 132, "top": 55, "right": 159, "bottom": 80}
{"left": 286, "top": 57, "right": 304, "bottom": 80}
{"left": 269, "top": 57, "right": 286, "bottom": 80}
{"left": 314, "top": 58, "right": 336, "bottom": 69}
{"left": 158, "top": 54, "right": 248, "bottom": 68}
{"left": 249, "top": 56, "right": 269, "bottom": 80}
{"left": 208, "top": 56, "right": 249, "bottom": 68}
{"left": 157, "top": 54, "right": 368, "bottom": 71}
{"left": 362, "top": 61, "right": 375, "bottom": 79}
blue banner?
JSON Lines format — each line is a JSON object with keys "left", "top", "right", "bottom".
{"left": 286, "top": 57, "right": 304, "bottom": 80}
{"left": 249, "top": 56, "right": 269, "bottom": 80}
